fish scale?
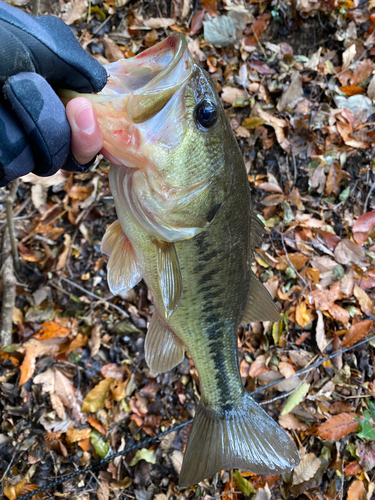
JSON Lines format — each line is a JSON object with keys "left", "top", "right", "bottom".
{"left": 62, "top": 31, "right": 300, "bottom": 487}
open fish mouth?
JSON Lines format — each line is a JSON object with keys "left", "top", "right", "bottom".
{"left": 91, "top": 33, "right": 193, "bottom": 125}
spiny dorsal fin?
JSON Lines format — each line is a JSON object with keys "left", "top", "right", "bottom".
{"left": 241, "top": 270, "right": 281, "bottom": 324}
{"left": 101, "top": 220, "right": 143, "bottom": 296}
{"left": 156, "top": 241, "right": 183, "bottom": 319}
{"left": 145, "top": 312, "right": 185, "bottom": 373}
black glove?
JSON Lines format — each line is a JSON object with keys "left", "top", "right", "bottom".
{"left": 0, "top": 1, "right": 108, "bottom": 187}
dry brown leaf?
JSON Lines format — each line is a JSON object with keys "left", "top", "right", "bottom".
{"left": 328, "top": 303, "right": 350, "bottom": 325}
{"left": 221, "top": 86, "right": 248, "bottom": 105}
{"left": 350, "top": 59, "right": 375, "bottom": 86}
{"left": 309, "top": 284, "right": 341, "bottom": 311}
{"left": 316, "top": 413, "right": 358, "bottom": 440}
{"left": 257, "top": 109, "right": 290, "bottom": 152}
{"left": 353, "top": 284, "right": 375, "bottom": 316}
{"left": 143, "top": 17, "right": 175, "bottom": 29}
{"left": 342, "top": 320, "right": 373, "bottom": 348}
{"left": 66, "top": 426, "right": 91, "bottom": 444}
{"left": 342, "top": 44, "right": 356, "bottom": 71}
{"left": 316, "top": 310, "right": 327, "bottom": 353}
{"left": 276, "top": 253, "right": 308, "bottom": 271}
{"left": 278, "top": 362, "right": 295, "bottom": 379}
{"left": 325, "top": 162, "right": 342, "bottom": 195}
{"left": 88, "top": 325, "right": 101, "bottom": 358}
{"left": 34, "top": 321, "right": 69, "bottom": 340}
{"left": 103, "top": 35, "right": 123, "bottom": 62}
{"left": 278, "top": 413, "right": 308, "bottom": 431}
{"left": 55, "top": 234, "right": 72, "bottom": 272}
{"left": 296, "top": 301, "right": 316, "bottom": 328}
{"left": 4, "top": 478, "right": 26, "bottom": 500}
{"left": 277, "top": 71, "right": 303, "bottom": 112}
{"left": 50, "top": 393, "right": 66, "bottom": 419}
{"left": 292, "top": 453, "right": 321, "bottom": 485}
{"left": 334, "top": 239, "right": 367, "bottom": 266}
{"left": 368, "top": 74, "right": 375, "bottom": 99}
{"left": 340, "top": 85, "right": 366, "bottom": 96}
{"left": 19, "top": 347, "right": 36, "bottom": 386}
{"left": 33, "top": 368, "right": 55, "bottom": 394}
{"left": 55, "top": 370, "right": 79, "bottom": 411}
{"left": 257, "top": 182, "right": 283, "bottom": 193}
{"left": 62, "top": 0, "right": 87, "bottom": 25}
{"left": 346, "top": 479, "right": 365, "bottom": 500}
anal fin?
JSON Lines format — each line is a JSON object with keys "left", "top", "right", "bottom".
{"left": 101, "top": 220, "right": 143, "bottom": 296}
{"left": 241, "top": 271, "right": 281, "bottom": 324}
{"left": 145, "top": 312, "right": 185, "bottom": 373}
{"left": 156, "top": 241, "right": 183, "bottom": 319}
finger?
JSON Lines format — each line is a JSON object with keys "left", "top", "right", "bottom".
{"left": 66, "top": 97, "right": 103, "bottom": 165}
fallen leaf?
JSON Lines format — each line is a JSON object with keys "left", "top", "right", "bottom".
{"left": 82, "top": 378, "right": 114, "bottom": 413}
{"left": 296, "top": 301, "right": 316, "bottom": 328}
{"left": 353, "top": 285, "right": 375, "bottom": 316}
{"left": 316, "top": 413, "right": 358, "bottom": 440}
{"left": 279, "top": 361, "right": 295, "bottom": 379}
{"left": 203, "top": 15, "right": 236, "bottom": 47}
{"left": 62, "top": 0, "right": 87, "bottom": 25}
{"left": 277, "top": 253, "right": 308, "bottom": 271}
{"left": 244, "top": 13, "right": 271, "bottom": 46}
{"left": 143, "top": 17, "right": 175, "bottom": 29}
{"left": 233, "top": 470, "right": 256, "bottom": 496}
{"left": 292, "top": 453, "right": 322, "bottom": 485}
{"left": 103, "top": 35, "right": 123, "bottom": 62}
{"left": 334, "top": 239, "right": 367, "bottom": 266}
{"left": 33, "top": 368, "right": 55, "bottom": 393}
{"left": 279, "top": 413, "right": 309, "bottom": 431}
{"left": 281, "top": 382, "right": 310, "bottom": 415}
{"left": 189, "top": 9, "right": 205, "bottom": 36}
{"left": 344, "top": 461, "right": 363, "bottom": 476}
{"left": 221, "top": 86, "right": 248, "bottom": 105}
{"left": 342, "top": 320, "right": 373, "bottom": 348}
{"left": 19, "top": 347, "right": 36, "bottom": 386}
{"left": 257, "top": 109, "right": 290, "bottom": 152}
{"left": 346, "top": 479, "right": 365, "bottom": 500}
{"left": 353, "top": 210, "right": 375, "bottom": 233}
{"left": 340, "top": 85, "right": 366, "bottom": 96}
{"left": 88, "top": 324, "right": 101, "bottom": 358}
{"left": 50, "top": 393, "right": 66, "bottom": 419}
{"left": 4, "top": 478, "right": 26, "bottom": 500}
{"left": 277, "top": 71, "right": 303, "bottom": 112}
{"left": 55, "top": 234, "right": 72, "bottom": 272}
{"left": 129, "top": 448, "right": 156, "bottom": 466}
{"left": 350, "top": 59, "right": 375, "bottom": 86}
{"left": 342, "top": 44, "right": 357, "bottom": 71}
{"left": 325, "top": 162, "right": 342, "bottom": 195}
{"left": 91, "top": 429, "right": 110, "bottom": 459}
{"left": 66, "top": 426, "right": 91, "bottom": 443}
{"left": 316, "top": 310, "right": 327, "bottom": 353}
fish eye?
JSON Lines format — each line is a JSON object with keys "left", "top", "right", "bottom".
{"left": 194, "top": 100, "right": 217, "bottom": 129}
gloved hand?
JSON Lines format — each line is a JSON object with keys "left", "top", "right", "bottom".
{"left": 0, "top": 0, "right": 108, "bottom": 187}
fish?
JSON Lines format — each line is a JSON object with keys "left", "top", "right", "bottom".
{"left": 62, "top": 33, "right": 300, "bottom": 486}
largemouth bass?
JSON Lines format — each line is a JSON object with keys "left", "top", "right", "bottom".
{"left": 63, "top": 33, "right": 299, "bottom": 486}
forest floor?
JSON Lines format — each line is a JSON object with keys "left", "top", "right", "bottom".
{"left": 1, "top": 0, "right": 375, "bottom": 499}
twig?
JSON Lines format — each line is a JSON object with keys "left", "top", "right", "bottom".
{"left": 363, "top": 180, "right": 375, "bottom": 215}
{"left": 32, "top": 0, "right": 40, "bottom": 16}
{"left": 5, "top": 179, "right": 20, "bottom": 272}
{"left": 0, "top": 256, "right": 17, "bottom": 347}
{"left": 59, "top": 277, "right": 129, "bottom": 317}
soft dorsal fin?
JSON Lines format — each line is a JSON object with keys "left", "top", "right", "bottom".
{"left": 241, "top": 271, "right": 281, "bottom": 324}
{"left": 145, "top": 312, "right": 185, "bottom": 373}
{"left": 156, "top": 241, "right": 183, "bottom": 319}
{"left": 250, "top": 210, "right": 265, "bottom": 261}
{"left": 101, "top": 220, "right": 143, "bottom": 296}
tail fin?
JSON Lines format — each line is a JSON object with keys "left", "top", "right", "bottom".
{"left": 179, "top": 392, "right": 300, "bottom": 487}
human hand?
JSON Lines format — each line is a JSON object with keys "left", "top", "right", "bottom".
{"left": 0, "top": 0, "right": 107, "bottom": 187}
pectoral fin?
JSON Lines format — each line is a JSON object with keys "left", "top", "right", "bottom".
{"left": 241, "top": 271, "right": 280, "bottom": 324}
{"left": 101, "top": 220, "right": 143, "bottom": 296}
{"left": 156, "top": 241, "right": 183, "bottom": 319}
{"left": 145, "top": 312, "right": 185, "bottom": 373}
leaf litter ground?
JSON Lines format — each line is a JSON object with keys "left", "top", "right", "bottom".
{"left": 1, "top": 0, "right": 375, "bottom": 499}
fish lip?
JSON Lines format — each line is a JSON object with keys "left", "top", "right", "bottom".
{"left": 133, "top": 32, "right": 190, "bottom": 95}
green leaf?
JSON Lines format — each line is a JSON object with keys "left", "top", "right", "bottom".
{"left": 129, "top": 448, "right": 156, "bottom": 467}
{"left": 357, "top": 419, "right": 375, "bottom": 441}
{"left": 368, "top": 399, "right": 375, "bottom": 422}
{"left": 281, "top": 382, "right": 310, "bottom": 415}
{"left": 233, "top": 470, "right": 255, "bottom": 496}
{"left": 91, "top": 429, "right": 110, "bottom": 459}
{"left": 339, "top": 185, "right": 350, "bottom": 202}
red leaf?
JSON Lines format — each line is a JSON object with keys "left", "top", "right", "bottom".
{"left": 190, "top": 10, "right": 205, "bottom": 36}
{"left": 353, "top": 209, "right": 375, "bottom": 233}
{"left": 342, "top": 320, "right": 373, "bottom": 348}
{"left": 244, "top": 13, "right": 271, "bottom": 46}
{"left": 316, "top": 413, "right": 358, "bottom": 440}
